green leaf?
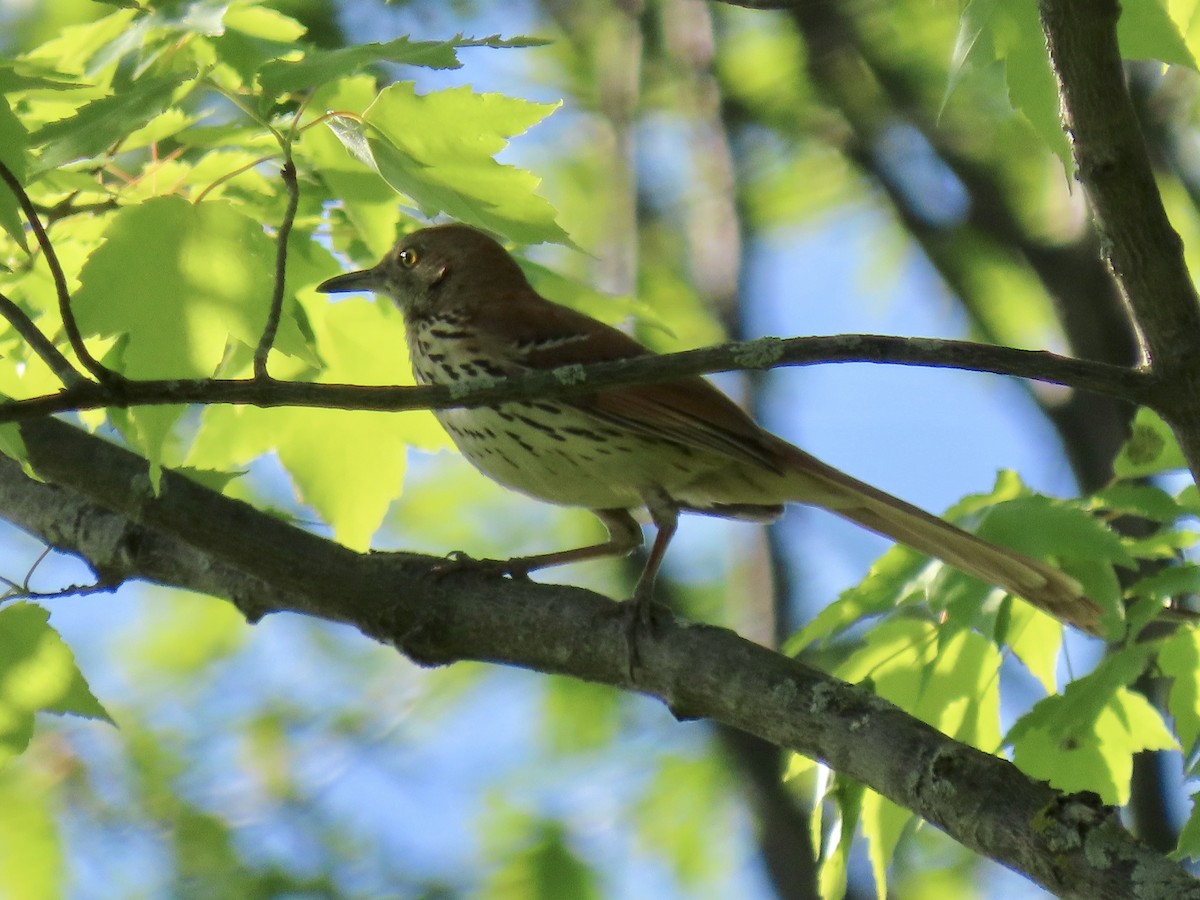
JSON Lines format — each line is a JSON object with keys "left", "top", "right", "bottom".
{"left": 0, "top": 97, "right": 30, "bottom": 252}
{"left": 1089, "top": 482, "right": 1185, "bottom": 522}
{"left": 21, "top": 7, "right": 140, "bottom": 77}
{"left": 120, "top": 590, "right": 246, "bottom": 679}
{"left": 977, "top": 494, "right": 1132, "bottom": 620}
{"left": 329, "top": 82, "right": 567, "bottom": 245}
{"left": 1114, "top": 407, "right": 1187, "bottom": 478}
{"left": 1007, "top": 642, "right": 1176, "bottom": 804}
{"left": 980, "top": 496, "right": 1136, "bottom": 569}
{"left": 834, "top": 621, "right": 1001, "bottom": 897}
{"left": 782, "top": 544, "right": 931, "bottom": 653}
{"left": 635, "top": 755, "right": 734, "bottom": 888}
{"left": 187, "top": 294, "right": 448, "bottom": 551}
{"left": 0, "top": 766, "right": 61, "bottom": 900}
{"left": 0, "top": 425, "right": 32, "bottom": 480}
{"left": 1159, "top": 626, "right": 1200, "bottom": 751}
{"left": 1012, "top": 686, "right": 1176, "bottom": 805}
{"left": 29, "top": 71, "right": 194, "bottom": 171}
{"left": 260, "top": 34, "right": 548, "bottom": 96}
{"left": 210, "top": 1, "right": 307, "bottom": 84}
{"left": 1174, "top": 794, "right": 1200, "bottom": 861}
{"left": 1128, "top": 563, "right": 1200, "bottom": 603}
{"left": 303, "top": 77, "right": 401, "bottom": 259}
{"left": 1124, "top": 528, "right": 1200, "bottom": 560}
{"left": 0, "top": 61, "right": 83, "bottom": 94}
{"left": 0, "top": 603, "right": 111, "bottom": 764}
{"left": 481, "top": 813, "right": 600, "bottom": 900}
{"left": 1008, "top": 642, "right": 1154, "bottom": 743}
{"left": 1118, "top": 0, "right": 1196, "bottom": 68}
{"left": 73, "top": 195, "right": 308, "bottom": 464}
{"left": 815, "top": 773, "right": 863, "bottom": 900}
{"left": 73, "top": 196, "right": 314, "bottom": 376}
{"left": 540, "top": 676, "right": 620, "bottom": 753}
{"left": 947, "top": 0, "right": 1071, "bottom": 167}
{"left": 1004, "top": 600, "right": 1063, "bottom": 694}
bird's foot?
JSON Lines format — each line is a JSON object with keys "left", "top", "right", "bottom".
{"left": 432, "top": 550, "right": 532, "bottom": 582}
{"left": 598, "top": 591, "right": 668, "bottom": 681}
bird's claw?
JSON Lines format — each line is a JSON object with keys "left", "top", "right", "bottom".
{"left": 595, "top": 593, "right": 667, "bottom": 681}
{"left": 432, "top": 551, "right": 531, "bottom": 582}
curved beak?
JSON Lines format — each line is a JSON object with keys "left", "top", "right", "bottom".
{"left": 316, "top": 265, "right": 385, "bottom": 295}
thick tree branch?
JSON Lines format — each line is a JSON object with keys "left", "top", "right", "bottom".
{"left": 3, "top": 415, "right": 1193, "bottom": 898}
{"left": 1039, "top": 0, "right": 1200, "bottom": 478}
{"left": 0, "top": 334, "right": 1152, "bottom": 423}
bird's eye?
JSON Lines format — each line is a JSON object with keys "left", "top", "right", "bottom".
{"left": 398, "top": 248, "right": 419, "bottom": 268}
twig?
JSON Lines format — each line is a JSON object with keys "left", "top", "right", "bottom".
{"left": 0, "top": 545, "right": 119, "bottom": 605}
{"left": 0, "top": 333, "right": 1155, "bottom": 424}
{"left": 0, "top": 290, "right": 86, "bottom": 387}
{"left": 253, "top": 160, "right": 299, "bottom": 379}
{"left": 0, "top": 576, "right": 120, "bottom": 604}
{"left": 0, "top": 160, "right": 122, "bottom": 386}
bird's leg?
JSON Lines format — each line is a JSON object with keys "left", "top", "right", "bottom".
{"left": 630, "top": 491, "right": 679, "bottom": 627}
{"left": 437, "top": 508, "right": 642, "bottom": 580}
{"left": 606, "top": 490, "right": 679, "bottom": 680}
{"left": 504, "top": 508, "right": 643, "bottom": 577}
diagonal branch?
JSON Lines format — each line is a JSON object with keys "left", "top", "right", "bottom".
{"left": 3, "top": 414, "right": 1192, "bottom": 898}
{"left": 0, "top": 333, "right": 1154, "bottom": 424}
{"left": 0, "top": 160, "right": 122, "bottom": 387}
{"left": 0, "top": 290, "right": 85, "bottom": 387}
{"left": 253, "top": 160, "right": 299, "bottom": 379}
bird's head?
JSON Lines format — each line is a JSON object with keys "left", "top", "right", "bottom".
{"left": 316, "top": 223, "right": 530, "bottom": 320}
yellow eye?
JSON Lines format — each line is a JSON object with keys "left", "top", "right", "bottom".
{"left": 398, "top": 247, "right": 419, "bottom": 268}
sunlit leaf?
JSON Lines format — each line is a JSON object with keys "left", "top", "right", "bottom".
{"left": 1113, "top": 407, "right": 1188, "bottom": 478}
{"left": 1119, "top": 0, "right": 1196, "bottom": 67}
{"left": 73, "top": 195, "right": 309, "bottom": 468}
{"left": 0, "top": 97, "right": 30, "bottom": 251}
{"left": 260, "top": 34, "right": 547, "bottom": 96}
{"left": 1089, "top": 482, "right": 1184, "bottom": 522}
{"left": 0, "top": 603, "right": 110, "bottom": 764}
{"left": 947, "top": 0, "right": 1071, "bottom": 167}
{"left": 783, "top": 544, "right": 931, "bottom": 653}
{"left": 834, "top": 621, "right": 1002, "bottom": 896}
{"left": 334, "top": 82, "right": 567, "bottom": 245}
{"left": 1002, "top": 600, "right": 1062, "bottom": 694}
{"left": 1175, "top": 794, "right": 1200, "bottom": 861}
{"left": 29, "top": 71, "right": 194, "bottom": 171}
{"left": 0, "top": 765, "right": 60, "bottom": 900}
{"left": 1007, "top": 642, "right": 1176, "bottom": 803}
{"left": 1160, "top": 626, "right": 1200, "bottom": 751}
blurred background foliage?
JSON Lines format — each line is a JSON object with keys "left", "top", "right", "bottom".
{"left": 2, "top": 0, "right": 1200, "bottom": 897}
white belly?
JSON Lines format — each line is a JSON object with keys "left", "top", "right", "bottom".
{"left": 436, "top": 402, "right": 651, "bottom": 510}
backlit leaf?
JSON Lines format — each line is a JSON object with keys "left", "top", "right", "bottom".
{"left": 0, "top": 603, "right": 110, "bottom": 765}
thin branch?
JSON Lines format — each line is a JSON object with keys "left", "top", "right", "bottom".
{"left": 0, "top": 160, "right": 121, "bottom": 387}
{"left": 253, "top": 160, "right": 299, "bottom": 379}
{"left": 0, "top": 334, "right": 1155, "bottom": 424}
{"left": 0, "top": 290, "right": 86, "bottom": 387}
{"left": 0, "top": 543, "right": 116, "bottom": 604}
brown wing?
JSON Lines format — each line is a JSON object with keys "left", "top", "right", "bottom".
{"left": 471, "top": 289, "right": 784, "bottom": 471}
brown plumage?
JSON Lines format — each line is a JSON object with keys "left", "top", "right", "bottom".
{"left": 317, "top": 224, "right": 1101, "bottom": 635}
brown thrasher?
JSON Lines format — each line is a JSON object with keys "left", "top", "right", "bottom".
{"left": 317, "top": 224, "right": 1100, "bottom": 635}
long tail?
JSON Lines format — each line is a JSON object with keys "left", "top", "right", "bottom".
{"left": 776, "top": 443, "right": 1102, "bottom": 635}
